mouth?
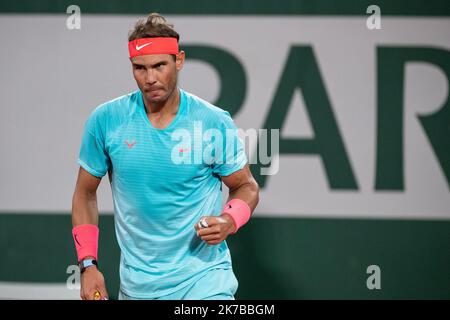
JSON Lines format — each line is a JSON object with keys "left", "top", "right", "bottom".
{"left": 145, "top": 87, "right": 163, "bottom": 92}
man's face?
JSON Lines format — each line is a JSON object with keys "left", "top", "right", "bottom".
{"left": 131, "top": 52, "right": 185, "bottom": 104}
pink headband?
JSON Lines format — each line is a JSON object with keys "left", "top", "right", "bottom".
{"left": 128, "top": 37, "right": 179, "bottom": 58}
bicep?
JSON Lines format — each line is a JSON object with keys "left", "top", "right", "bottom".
{"left": 221, "top": 165, "right": 255, "bottom": 191}
{"left": 75, "top": 166, "right": 102, "bottom": 195}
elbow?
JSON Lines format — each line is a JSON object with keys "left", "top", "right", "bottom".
{"left": 251, "top": 179, "right": 260, "bottom": 208}
{"left": 71, "top": 189, "right": 97, "bottom": 222}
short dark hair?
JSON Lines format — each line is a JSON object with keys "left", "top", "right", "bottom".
{"left": 128, "top": 12, "right": 180, "bottom": 42}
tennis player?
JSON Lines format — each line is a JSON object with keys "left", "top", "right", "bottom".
{"left": 71, "top": 13, "right": 259, "bottom": 300}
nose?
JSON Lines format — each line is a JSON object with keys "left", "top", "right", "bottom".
{"left": 145, "top": 69, "right": 157, "bottom": 85}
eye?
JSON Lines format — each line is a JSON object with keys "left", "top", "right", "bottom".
{"left": 134, "top": 65, "right": 144, "bottom": 70}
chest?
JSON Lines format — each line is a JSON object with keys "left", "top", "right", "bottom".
{"left": 105, "top": 119, "right": 210, "bottom": 186}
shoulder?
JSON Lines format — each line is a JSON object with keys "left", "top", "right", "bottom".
{"left": 86, "top": 91, "right": 140, "bottom": 131}
{"left": 182, "top": 89, "right": 233, "bottom": 124}
{"left": 90, "top": 91, "right": 139, "bottom": 120}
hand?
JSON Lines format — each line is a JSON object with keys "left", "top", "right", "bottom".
{"left": 194, "top": 214, "right": 236, "bottom": 245}
{"left": 80, "top": 266, "right": 109, "bottom": 300}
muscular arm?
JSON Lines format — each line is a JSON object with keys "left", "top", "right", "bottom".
{"left": 72, "top": 167, "right": 108, "bottom": 300}
{"left": 221, "top": 164, "right": 259, "bottom": 213}
{"left": 195, "top": 164, "right": 259, "bottom": 245}
{"left": 72, "top": 167, "right": 102, "bottom": 227}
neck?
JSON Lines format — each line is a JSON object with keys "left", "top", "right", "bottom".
{"left": 143, "top": 87, "right": 179, "bottom": 116}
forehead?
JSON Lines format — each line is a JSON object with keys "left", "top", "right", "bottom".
{"left": 131, "top": 54, "right": 173, "bottom": 65}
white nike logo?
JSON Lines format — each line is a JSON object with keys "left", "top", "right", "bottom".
{"left": 135, "top": 42, "right": 152, "bottom": 51}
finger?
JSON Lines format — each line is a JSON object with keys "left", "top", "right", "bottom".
{"left": 194, "top": 216, "right": 210, "bottom": 231}
{"left": 93, "top": 290, "right": 101, "bottom": 300}
{"left": 201, "top": 234, "right": 221, "bottom": 241}
{"left": 206, "top": 216, "right": 227, "bottom": 226}
{"left": 205, "top": 239, "right": 223, "bottom": 245}
{"left": 85, "top": 290, "right": 99, "bottom": 300}
{"left": 97, "top": 287, "right": 109, "bottom": 300}
{"left": 81, "top": 288, "right": 89, "bottom": 300}
{"left": 197, "top": 227, "right": 214, "bottom": 237}
{"left": 197, "top": 225, "right": 220, "bottom": 237}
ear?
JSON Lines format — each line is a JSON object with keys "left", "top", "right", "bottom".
{"left": 176, "top": 51, "right": 185, "bottom": 71}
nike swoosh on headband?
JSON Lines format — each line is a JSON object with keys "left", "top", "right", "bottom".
{"left": 136, "top": 42, "right": 152, "bottom": 51}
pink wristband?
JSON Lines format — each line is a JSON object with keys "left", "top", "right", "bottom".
{"left": 222, "top": 199, "right": 252, "bottom": 233}
{"left": 72, "top": 224, "right": 99, "bottom": 262}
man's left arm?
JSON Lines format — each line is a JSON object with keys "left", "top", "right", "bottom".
{"left": 221, "top": 164, "right": 259, "bottom": 213}
{"left": 195, "top": 165, "right": 259, "bottom": 245}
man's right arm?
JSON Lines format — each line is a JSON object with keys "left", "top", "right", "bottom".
{"left": 72, "top": 166, "right": 101, "bottom": 226}
{"left": 72, "top": 166, "right": 108, "bottom": 300}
